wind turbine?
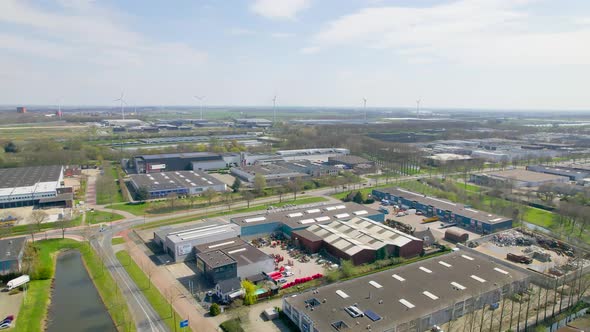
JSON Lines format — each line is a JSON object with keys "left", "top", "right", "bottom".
{"left": 114, "top": 92, "right": 126, "bottom": 120}
{"left": 362, "top": 97, "right": 367, "bottom": 121}
{"left": 272, "top": 95, "right": 277, "bottom": 123}
{"left": 194, "top": 95, "right": 204, "bottom": 120}
{"left": 57, "top": 98, "right": 62, "bottom": 118}
{"left": 416, "top": 99, "right": 421, "bottom": 119}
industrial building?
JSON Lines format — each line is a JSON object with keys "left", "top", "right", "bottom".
{"left": 0, "top": 236, "right": 27, "bottom": 275}
{"left": 372, "top": 188, "right": 512, "bottom": 234}
{"left": 234, "top": 118, "right": 273, "bottom": 128}
{"left": 526, "top": 165, "right": 590, "bottom": 183}
{"left": 328, "top": 155, "right": 376, "bottom": 173}
{"left": 129, "top": 170, "right": 226, "bottom": 199}
{"left": 153, "top": 221, "right": 240, "bottom": 262}
{"left": 127, "top": 152, "right": 231, "bottom": 173}
{"left": 425, "top": 153, "right": 472, "bottom": 166}
{"left": 275, "top": 160, "right": 339, "bottom": 178}
{"left": 195, "top": 237, "right": 275, "bottom": 283}
{"left": 283, "top": 251, "right": 529, "bottom": 332}
{"left": 292, "top": 217, "right": 423, "bottom": 265}
{"left": 101, "top": 119, "right": 145, "bottom": 127}
{"left": 470, "top": 169, "right": 570, "bottom": 188}
{"left": 231, "top": 202, "right": 384, "bottom": 238}
{"left": 230, "top": 163, "right": 308, "bottom": 185}
{"left": 0, "top": 165, "right": 72, "bottom": 209}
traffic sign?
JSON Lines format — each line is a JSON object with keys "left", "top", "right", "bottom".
{"left": 180, "top": 319, "right": 189, "bottom": 328}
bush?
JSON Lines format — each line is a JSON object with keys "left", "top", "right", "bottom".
{"left": 8, "top": 288, "right": 20, "bottom": 295}
{"left": 220, "top": 318, "right": 244, "bottom": 332}
{"left": 32, "top": 266, "right": 53, "bottom": 280}
{"left": 209, "top": 303, "right": 221, "bottom": 316}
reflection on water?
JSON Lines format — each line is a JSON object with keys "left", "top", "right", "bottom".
{"left": 46, "top": 250, "right": 116, "bottom": 332}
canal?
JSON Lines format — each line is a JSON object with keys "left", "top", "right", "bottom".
{"left": 46, "top": 250, "right": 116, "bottom": 332}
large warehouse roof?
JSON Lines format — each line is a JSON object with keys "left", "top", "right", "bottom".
{"left": 0, "top": 165, "right": 62, "bottom": 189}
{"left": 284, "top": 251, "right": 528, "bottom": 332}
{"left": 231, "top": 202, "right": 381, "bottom": 229}
{"left": 136, "top": 152, "right": 222, "bottom": 160}
{"left": 303, "top": 217, "right": 421, "bottom": 256}
{"left": 195, "top": 237, "right": 271, "bottom": 268}
{"left": 129, "top": 170, "right": 224, "bottom": 191}
{"left": 163, "top": 222, "right": 240, "bottom": 244}
{"left": 378, "top": 188, "right": 510, "bottom": 224}
{"left": 486, "top": 169, "right": 569, "bottom": 183}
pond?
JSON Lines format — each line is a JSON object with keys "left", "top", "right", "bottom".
{"left": 46, "top": 250, "right": 116, "bottom": 332}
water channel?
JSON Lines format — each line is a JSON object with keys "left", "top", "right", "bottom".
{"left": 46, "top": 250, "right": 116, "bottom": 332}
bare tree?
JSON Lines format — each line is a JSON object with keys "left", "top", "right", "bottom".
{"left": 202, "top": 188, "right": 218, "bottom": 206}
{"left": 31, "top": 210, "right": 48, "bottom": 232}
{"left": 241, "top": 191, "right": 254, "bottom": 208}
{"left": 55, "top": 216, "right": 72, "bottom": 239}
{"left": 164, "top": 287, "right": 181, "bottom": 331}
{"left": 223, "top": 191, "right": 233, "bottom": 211}
{"left": 166, "top": 192, "right": 178, "bottom": 211}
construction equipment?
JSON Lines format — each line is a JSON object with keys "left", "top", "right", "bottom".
{"left": 507, "top": 253, "right": 533, "bottom": 264}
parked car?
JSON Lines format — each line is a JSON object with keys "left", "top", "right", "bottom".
{"left": 277, "top": 278, "right": 287, "bottom": 284}
{"left": 283, "top": 272, "right": 294, "bottom": 277}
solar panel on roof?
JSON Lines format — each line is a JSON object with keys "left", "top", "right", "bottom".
{"left": 364, "top": 310, "right": 382, "bottom": 322}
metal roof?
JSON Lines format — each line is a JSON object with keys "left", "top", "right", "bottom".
{"left": 129, "top": 170, "right": 224, "bottom": 192}
{"left": 0, "top": 165, "right": 62, "bottom": 189}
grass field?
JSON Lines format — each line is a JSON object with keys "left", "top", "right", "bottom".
{"left": 116, "top": 251, "right": 188, "bottom": 332}
{"left": 111, "top": 237, "right": 125, "bottom": 245}
{"left": 14, "top": 239, "right": 134, "bottom": 332}
{"left": 134, "top": 196, "right": 328, "bottom": 231}
{"left": 71, "top": 210, "right": 125, "bottom": 225}
{"left": 522, "top": 207, "right": 555, "bottom": 228}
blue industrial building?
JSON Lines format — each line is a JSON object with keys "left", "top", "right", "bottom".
{"left": 372, "top": 187, "right": 512, "bottom": 234}
{"left": 231, "top": 202, "right": 384, "bottom": 238}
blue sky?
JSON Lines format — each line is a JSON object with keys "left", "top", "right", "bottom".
{"left": 1, "top": 0, "right": 590, "bottom": 110}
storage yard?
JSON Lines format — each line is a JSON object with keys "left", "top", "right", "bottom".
{"left": 468, "top": 229, "right": 585, "bottom": 274}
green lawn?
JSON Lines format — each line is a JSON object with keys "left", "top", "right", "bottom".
{"left": 111, "top": 237, "right": 125, "bottom": 245}
{"left": 84, "top": 210, "right": 125, "bottom": 225}
{"left": 522, "top": 207, "right": 555, "bottom": 228}
{"left": 134, "top": 196, "right": 328, "bottom": 231}
{"left": 115, "top": 251, "right": 188, "bottom": 332}
{"left": 14, "top": 239, "right": 135, "bottom": 332}
{"left": 107, "top": 202, "right": 150, "bottom": 216}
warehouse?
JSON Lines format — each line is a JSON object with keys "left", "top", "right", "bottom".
{"left": 0, "top": 236, "right": 27, "bottom": 275}
{"left": 274, "top": 160, "right": 339, "bottom": 177}
{"left": 372, "top": 188, "right": 512, "bottom": 234}
{"left": 471, "top": 169, "right": 569, "bottom": 188}
{"left": 230, "top": 163, "right": 308, "bottom": 185}
{"left": 327, "top": 155, "right": 376, "bottom": 173}
{"left": 526, "top": 165, "right": 590, "bottom": 183}
{"left": 153, "top": 221, "right": 240, "bottom": 262}
{"left": 425, "top": 153, "right": 472, "bottom": 166}
{"left": 234, "top": 118, "right": 272, "bottom": 128}
{"left": 292, "top": 217, "right": 423, "bottom": 265}
{"left": 195, "top": 237, "right": 275, "bottom": 283}
{"left": 128, "top": 152, "right": 228, "bottom": 173}
{"left": 231, "top": 202, "right": 384, "bottom": 238}
{"left": 0, "top": 165, "right": 72, "bottom": 209}
{"left": 129, "top": 170, "right": 226, "bottom": 199}
{"left": 283, "top": 251, "right": 529, "bottom": 332}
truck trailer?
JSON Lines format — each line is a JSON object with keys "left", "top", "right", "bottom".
{"left": 7, "top": 275, "right": 30, "bottom": 290}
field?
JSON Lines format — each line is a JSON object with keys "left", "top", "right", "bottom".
{"left": 71, "top": 210, "right": 125, "bottom": 225}
{"left": 14, "top": 239, "right": 134, "bottom": 332}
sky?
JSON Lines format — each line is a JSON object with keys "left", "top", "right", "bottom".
{"left": 1, "top": 0, "right": 590, "bottom": 110}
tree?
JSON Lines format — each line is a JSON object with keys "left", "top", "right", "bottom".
{"left": 202, "top": 188, "right": 218, "bottom": 206}
{"left": 136, "top": 186, "right": 150, "bottom": 202}
{"left": 27, "top": 224, "right": 37, "bottom": 242}
{"left": 231, "top": 178, "right": 242, "bottom": 193}
{"left": 241, "top": 191, "right": 254, "bottom": 208}
{"left": 30, "top": 210, "right": 48, "bottom": 232}
{"left": 242, "top": 280, "right": 257, "bottom": 305}
{"left": 209, "top": 303, "right": 221, "bottom": 316}
{"left": 55, "top": 217, "right": 72, "bottom": 239}
{"left": 353, "top": 191, "right": 364, "bottom": 204}
{"left": 164, "top": 287, "right": 181, "bottom": 329}
{"left": 340, "top": 260, "right": 355, "bottom": 278}
{"left": 275, "top": 187, "right": 285, "bottom": 203}
{"left": 286, "top": 178, "right": 302, "bottom": 200}
{"left": 166, "top": 192, "right": 178, "bottom": 211}
{"left": 3, "top": 141, "right": 19, "bottom": 153}
{"left": 222, "top": 191, "right": 233, "bottom": 211}
{"left": 253, "top": 174, "right": 267, "bottom": 196}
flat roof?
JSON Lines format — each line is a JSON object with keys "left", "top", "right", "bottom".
{"left": 154, "top": 220, "right": 233, "bottom": 244}
{"left": 196, "top": 250, "right": 235, "bottom": 268}
{"left": 231, "top": 202, "right": 382, "bottom": 229}
{"left": 0, "top": 165, "right": 62, "bottom": 189}
{"left": 328, "top": 155, "right": 371, "bottom": 165}
{"left": 136, "top": 152, "right": 221, "bottom": 160}
{"left": 195, "top": 237, "right": 272, "bottom": 268}
{"left": 0, "top": 236, "right": 27, "bottom": 262}
{"left": 130, "top": 170, "right": 224, "bottom": 191}
{"left": 303, "top": 217, "right": 421, "bottom": 256}
{"left": 376, "top": 188, "right": 510, "bottom": 224}
{"left": 232, "top": 164, "right": 307, "bottom": 177}
{"left": 487, "top": 169, "right": 569, "bottom": 183}
{"left": 285, "top": 251, "right": 528, "bottom": 332}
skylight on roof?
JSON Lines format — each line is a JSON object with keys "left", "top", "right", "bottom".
{"left": 353, "top": 210, "right": 368, "bottom": 216}
{"left": 369, "top": 280, "right": 382, "bottom": 289}
{"left": 243, "top": 216, "right": 266, "bottom": 223}
{"left": 306, "top": 209, "right": 321, "bottom": 214}
{"left": 336, "top": 290, "right": 349, "bottom": 299}
{"left": 392, "top": 274, "right": 405, "bottom": 282}
{"left": 419, "top": 266, "right": 432, "bottom": 274}
{"left": 494, "top": 267, "right": 509, "bottom": 275}
{"left": 315, "top": 216, "right": 330, "bottom": 222}
{"left": 471, "top": 275, "right": 486, "bottom": 283}
{"left": 399, "top": 299, "right": 415, "bottom": 309}
{"left": 287, "top": 212, "right": 303, "bottom": 218}
{"left": 299, "top": 219, "right": 315, "bottom": 225}
{"left": 461, "top": 254, "right": 474, "bottom": 261}
{"left": 423, "top": 291, "right": 439, "bottom": 300}
{"left": 451, "top": 282, "right": 466, "bottom": 290}
{"left": 439, "top": 261, "right": 452, "bottom": 268}
{"left": 334, "top": 213, "right": 350, "bottom": 219}
{"left": 227, "top": 248, "right": 247, "bottom": 254}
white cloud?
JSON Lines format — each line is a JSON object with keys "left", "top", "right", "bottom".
{"left": 574, "top": 17, "right": 590, "bottom": 25}
{"left": 251, "top": 0, "right": 311, "bottom": 20}
{"left": 0, "top": 0, "right": 207, "bottom": 67}
{"left": 228, "top": 27, "right": 256, "bottom": 36}
{"left": 271, "top": 32, "right": 295, "bottom": 38}
{"left": 300, "top": 46, "right": 320, "bottom": 54}
{"left": 306, "top": 0, "right": 590, "bottom": 65}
